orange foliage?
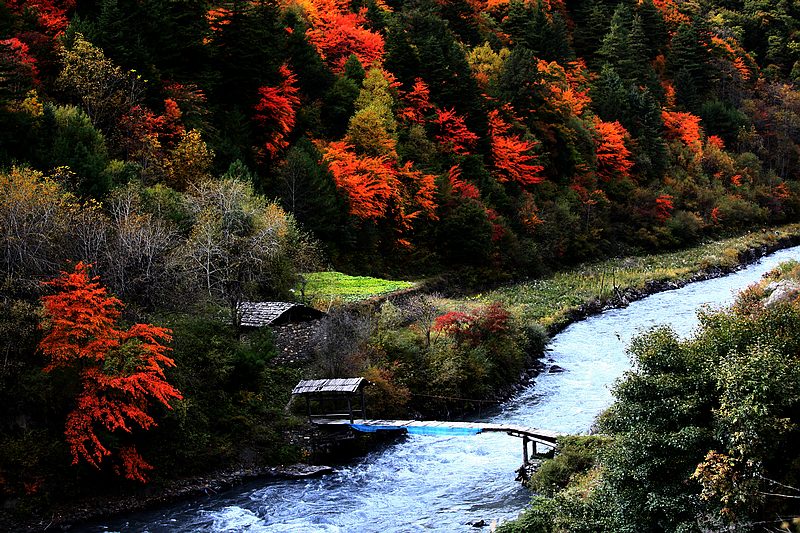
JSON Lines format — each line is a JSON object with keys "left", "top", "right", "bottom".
{"left": 433, "top": 108, "right": 479, "bottom": 155}
{"left": 322, "top": 141, "right": 397, "bottom": 220}
{"left": 711, "top": 206, "right": 721, "bottom": 224}
{"left": 7, "top": 0, "right": 74, "bottom": 35}
{"left": 774, "top": 183, "right": 791, "bottom": 201}
{"left": 398, "top": 78, "right": 434, "bottom": 124}
{"left": 488, "top": 108, "right": 544, "bottom": 186}
{"left": 662, "top": 80, "right": 677, "bottom": 107}
{"left": 320, "top": 141, "right": 437, "bottom": 227}
{"left": 448, "top": 165, "right": 481, "bottom": 200}
{"left": 649, "top": 0, "right": 689, "bottom": 26}
{"left": 593, "top": 118, "right": 634, "bottom": 181}
{"left": 254, "top": 65, "right": 301, "bottom": 158}
{"left": 206, "top": 6, "right": 232, "bottom": 33}
{"left": 654, "top": 193, "right": 674, "bottom": 221}
{"left": 535, "top": 60, "right": 592, "bottom": 117}
{"left": 118, "top": 98, "right": 186, "bottom": 162}
{"left": 710, "top": 35, "right": 753, "bottom": 82}
{"left": 571, "top": 182, "right": 608, "bottom": 208}
{"left": 662, "top": 110, "right": 703, "bottom": 153}
{"left": 39, "top": 263, "right": 182, "bottom": 482}
{"left": 519, "top": 191, "right": 543, "bottom": 232}
{"left": 707, "top": 135, "right": 725, "bottom": 150}
{"left": 301, "top": 0, "right": 384, "bottom": 71}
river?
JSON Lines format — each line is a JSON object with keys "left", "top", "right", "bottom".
{"left": 88, "top": 245, "right": 800, "bottom": 532}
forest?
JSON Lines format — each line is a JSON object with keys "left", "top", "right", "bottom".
{"left": 3, "top": 0, "right": 800, "bottom": 528}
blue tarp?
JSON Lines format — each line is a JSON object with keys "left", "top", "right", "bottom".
{"left": 349, "top": 424, "right": 482, "bottom": 436}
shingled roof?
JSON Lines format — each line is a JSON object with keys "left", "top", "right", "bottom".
{"left": 238, "top": 301, "right": 325, "bottom": 327}
{"left": 291, "top": 378, "right": 366, "bottom": 395}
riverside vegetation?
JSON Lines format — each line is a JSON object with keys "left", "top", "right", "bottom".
{"left": 5, "top": 0, "right": 800, "bottom": 529}
{"left": 499, "top": 260, "right": 800, "bottom": 533}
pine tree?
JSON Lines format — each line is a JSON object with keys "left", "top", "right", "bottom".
{"left": 636, "top": 0, "right": 668, "bottom": 58}
{"left": 668, "top": 22, "right": 711, "bottom": 110}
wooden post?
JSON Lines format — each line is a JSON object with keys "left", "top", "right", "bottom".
{"left": 305, "top": 395, "right": 311, "bottom": 420}
{"left": 360, "top": 388, "right": 366, "bottom": 421}
{"left": 522, "top": 436, "right": 529, "bottom": 467}
{"left": 532, "top": 441, "right": 537, "bottom": 457}
{"left": 347, "top": 396, "right": 354, "bottom": 424}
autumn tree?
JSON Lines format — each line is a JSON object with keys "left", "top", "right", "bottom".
{"left": 593, "top": 117, "right": 634, "bottom": 181}
{"left": 57, "top": 33, "right": 144, "bottom": 132}
{"left": 175, "top": 178, "right": 306, "bottom": 328}
{"left": 488, "top": 108, "right": 544, "bottom": 186}
{"left": 346, "top": 67, "right": 398, "bottom": 156}
{"left": 39, "top": 262, "right": 182, "bottom": 482}
{"left": 253, "top": 64, "right": 301, "bottom": 160}
{"left": 302, "top": 0, "right": 385, "bottom": 71}
{"left": 0, "top": 167, "right": 72, "bottom": 282}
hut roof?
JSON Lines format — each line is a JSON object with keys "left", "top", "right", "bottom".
{"left": 292, "top": 378, "right": 366, "bottom": 395}
{"left": 238, "top": 301, "right": 325, "bottom": 327}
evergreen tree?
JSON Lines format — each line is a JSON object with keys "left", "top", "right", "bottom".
{"left": 636, "top": 0, "right": 668, "bottom": 58}
{"left": 573, "top": 2, "right": 612, "bottom": 61}
{"left": 598, "top": 4, "right": 632, "bottom": 70}
{"left": 277, "top": 139, "right": 348, "bottom": 245}
{"left": 667, "top": 22, "right": 711, "bottom": 110}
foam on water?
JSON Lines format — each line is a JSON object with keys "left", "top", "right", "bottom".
{"left": 88, "top": 246, "right": 800, "bottom": 532}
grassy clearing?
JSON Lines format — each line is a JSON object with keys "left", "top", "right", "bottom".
{"left": 467, "top": 225, "right": 800, "bottom": 330}
{"left": 303, "top": 271, "right": 415, "bottom": 304}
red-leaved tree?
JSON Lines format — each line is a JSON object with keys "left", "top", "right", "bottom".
{"left": 434, "top": 108, "right": 479, "bottom": 155}
{"left": 254, "top": 64, "right": 301, "bottom": 159}
{"left": 593, "top": 117, "right": 634, "bottom": 181}
{"left": 488, "top": 108, "right": 544, "bottom": 186}
{"left": 39, "top": 262, "right": 182, "bottom": 482}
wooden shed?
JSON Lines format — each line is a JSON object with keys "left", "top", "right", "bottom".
{"left": 238, "top": 302, "right": 326, "bottom": 328}
{"left": 292, "top": 378, "right": 367, "bottom": 423}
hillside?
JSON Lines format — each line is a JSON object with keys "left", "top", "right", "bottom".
{"left": 3, "top": 0, "right": 800, "bottom": 527}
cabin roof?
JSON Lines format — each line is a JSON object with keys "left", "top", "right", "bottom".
{"left": 292, "top": 378, "right": 366, "bottom": 395}
{"left": 238, "top": 301, "right": 325, "bottom": 327}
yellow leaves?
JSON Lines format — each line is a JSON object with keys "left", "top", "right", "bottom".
{"left": 20, "top": 89, "right": 44, "bottom": 117}
{"left": 164, "top": 129, "right": 214, "bottom": 191}
{"left": 467, "top": 42, "right": 510, "bottom": 88}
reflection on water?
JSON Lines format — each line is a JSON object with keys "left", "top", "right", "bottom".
{"left": 89, "top": 246, "right": 800, "bottom": 532}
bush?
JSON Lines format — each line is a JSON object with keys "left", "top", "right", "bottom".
{"left": 529, "top": 435, "right": 610, "bottom": 496}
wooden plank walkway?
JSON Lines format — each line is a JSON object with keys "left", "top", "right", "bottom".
{"left": 312, "top": 419, "right": 561, "bottom": 447}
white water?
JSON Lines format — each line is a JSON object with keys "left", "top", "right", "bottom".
{"left": 88, "top": 245, "right": 800, "bottom": 532}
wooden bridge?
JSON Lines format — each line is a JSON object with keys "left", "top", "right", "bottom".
{"left": 312, "top": 418, "right": 562, "bottom": 470}
{"left": 291, "top": 378, "right": 562, "bottom": 473}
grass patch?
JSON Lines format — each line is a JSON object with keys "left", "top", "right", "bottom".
{"left": 468, "top": 225, "right": 800, "bottom": 330}
{"left": 303, "top": 271, "right": 415, "bottom": 304}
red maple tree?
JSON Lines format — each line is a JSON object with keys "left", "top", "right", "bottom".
{"left": 448, "top": 165, "right": 481, "bottom": 200}
{"left": 662, "top": 110, "right": 703, "bottom": 153}
{"left": 434, "top": 108, "right": 479, "bottom": 155}
{"left": 488, "top": 109, "right": 544, "bottom": 186}
{"left": 398, "top": 78, "right": 434, "bottom": 124}
{"left": 302, "top": 0, "right": 384, "bottom": 71}
{"left": 39, "top": 262, "right": 182, "bottom": 482}
{"left": 654, "top": 194, "right": 675, "bottom": 222}
{"left": 254, "top": 64, "right": 301, "bottom": 159}
{"left": 321, "top": 141, "right": 437, "bottom": 228}
{"left": 593, "top": 117, "right": 634, "bottom": 181}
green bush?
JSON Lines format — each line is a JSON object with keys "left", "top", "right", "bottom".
{"left": 530, "top": 436, "right": 610, "bottom": 496}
